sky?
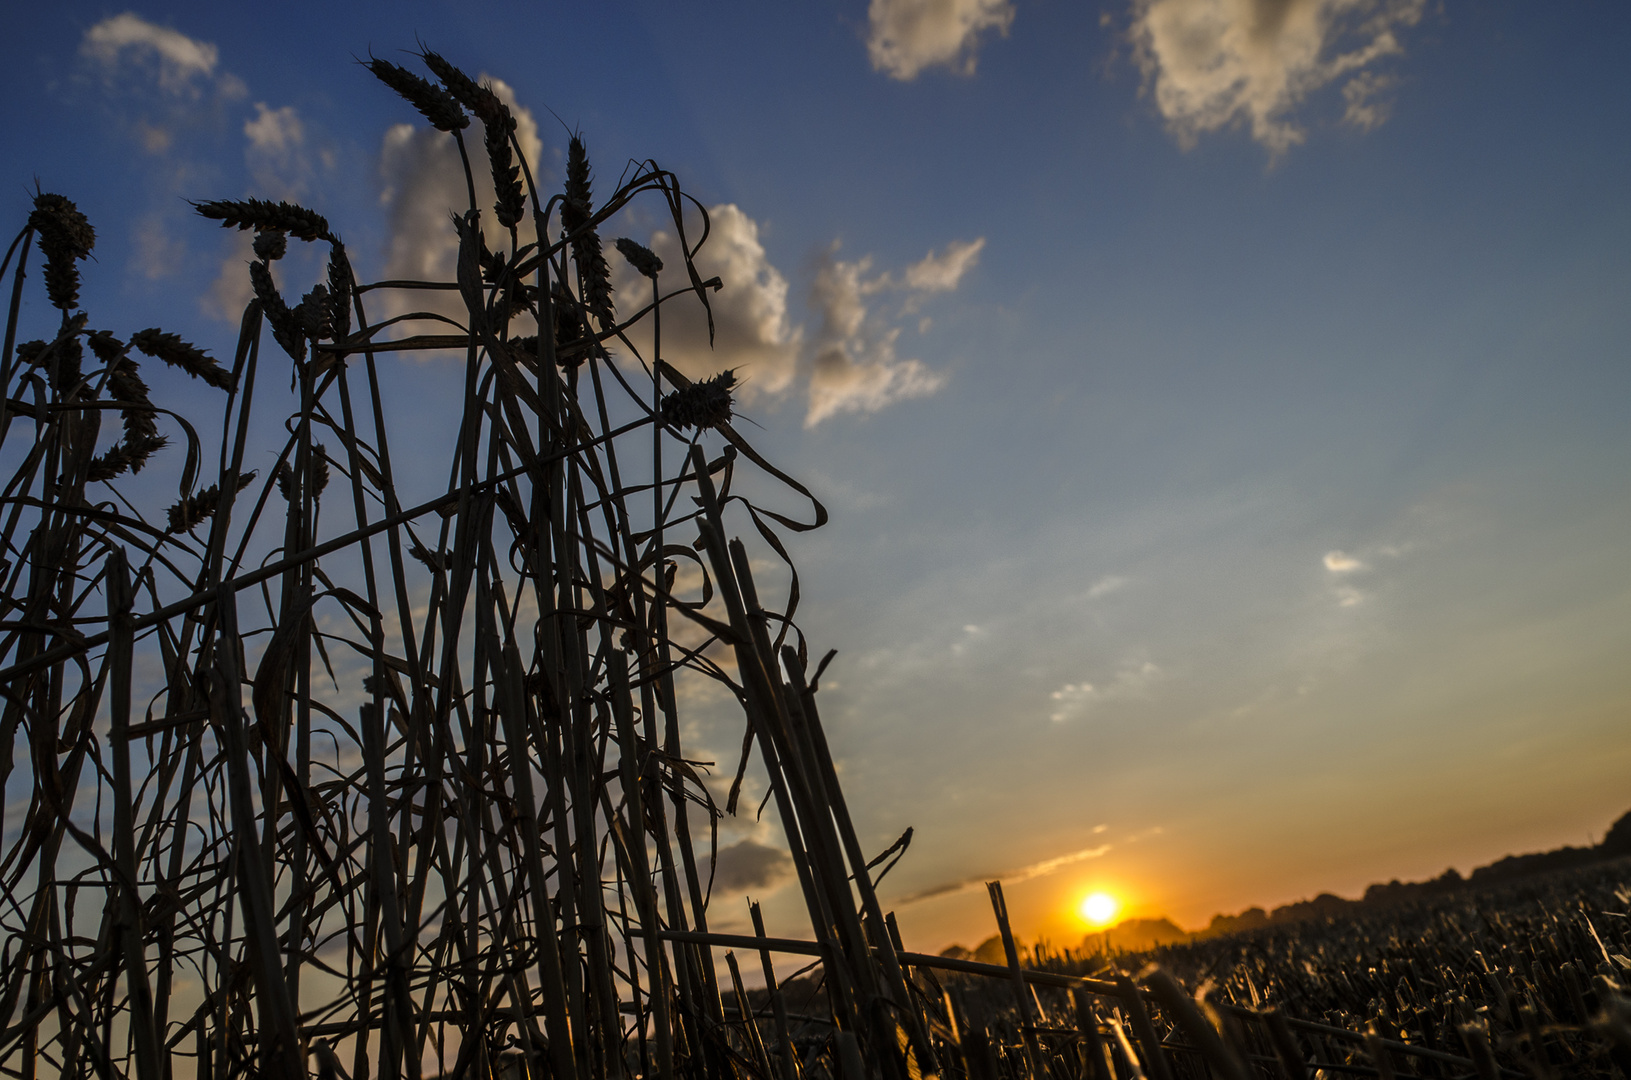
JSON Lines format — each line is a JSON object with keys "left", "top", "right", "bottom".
{"left": 2, "top": 0, "right": 1629, "bottom": 956}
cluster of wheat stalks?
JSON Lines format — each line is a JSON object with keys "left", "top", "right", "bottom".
{"left": 0, "top": 45, "right": 953, "bottom": 1080}
{"left": 747, "top": 873, "right": 1621, "bottom": 1080}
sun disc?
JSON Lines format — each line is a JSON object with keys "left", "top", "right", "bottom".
{"left": 1080, "top": 892, "right": 1119, "bottom": 926}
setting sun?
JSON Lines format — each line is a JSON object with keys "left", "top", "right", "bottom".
{"left": 1079, "top": 892, "right": 1119, "bottom": 927}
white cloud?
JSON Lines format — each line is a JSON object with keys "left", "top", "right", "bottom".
{"left": 868, "top": 0, "right": 1016, "bottom": 80}
{"left": 611, "top": 204, "right": 802, "bottom": 400}
{"left": 1130, "top": 0, "right": 1425, "bottom": 155}
{"left": 78, "top": 13, "right": 245, "bottom": 163}
{"left": 1323, "top": 550, "right": 1364, "bottom": 572}
{"left": 951, "top": 622, "right": 985, "bottom": 656}
{"left": 367, "top": 65, "right": 969, "bottom": 427}
{"left": 377, "top": 77, "right": 542, "bottom": 328}
{"left": 1321, "top": 544, "right": 1405, "bottom": 607}
{"left": 808, "top": 322, "right": 944, "bottom": 428}
{"left": 615, "top": 221, "right": 975, "bottom": 426}
{"left": 81, "top": 13, "right": 219, "bottom": 96}
{"left": 378, "top": 122, "right": 460, "bottom": 284}
{"left": 79, "top": 13, "right": 321, "bottom": 311}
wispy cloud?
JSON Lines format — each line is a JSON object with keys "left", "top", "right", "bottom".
{"left": 894, "top": 842, "right": 1113, "bottom": 905}
{"left": 1049, "top": 659, "right": 1161, "bottom": 722}
{"left": 130, "top": 214, "right": 187, "bottom": 281}
{"left": 904, "top": 238, "right": 986, "bottom": 298}
{"left": 76, "top": 15, "right": 272, "bottom": 297}
{"left": 1049, "top": 681, "right": 1097, "bottom": 722}
{"left": 1323, "top": 545, "right": 1407, "bottom": 606}
{"left": 244, "top": 103, "right": 316, "bottom": 199}
{"left": 1087, "top": 574, "right": 1128, "bottom": 599}
{"left": 78, "top": 13, "right": 246, "bottom": 159}
{"left": 805, "top": 237, "right": 983, "bottom": 425}
{"left": 203, "top": 233, "right": 255, "bottom": 321}
{"left": 868, "top": 0, "right": 1016, "bottom": 80}
{"left": 806, "top": 248, "right": 948, "bottom": 427}
{"left": 1130, "top": 0, "right": 1425, "bottom": 155}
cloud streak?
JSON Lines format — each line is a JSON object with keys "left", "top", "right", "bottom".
{"left": 1087, "top": 574, "right": 1128, "bottom": 599}
{"left": 1131, "top": 0, "right": 1425, "bottom": 154}
{"left": 894, "top": 842, "right": 1114, "bottom": 905}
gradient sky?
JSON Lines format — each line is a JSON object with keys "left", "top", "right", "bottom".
{"left": 4, "top": 0, "right": 1629, "bottom": 955}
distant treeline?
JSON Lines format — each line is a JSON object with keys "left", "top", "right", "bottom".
{"left": 939, "top": 808, "right": 1631, "bottom": 961}
{"left": 1192, "top": 805, "right": 1631, "bottom": 940}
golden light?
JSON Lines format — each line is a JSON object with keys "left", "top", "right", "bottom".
{"left": 1079, "top": 891, "right": 1119, "bottom": 927}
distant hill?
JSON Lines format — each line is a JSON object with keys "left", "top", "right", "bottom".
{"left": 948, "top": 918, "right": 1190, "bottom": 963}
{"left": 1190, "top": 805, "right": 1631, "bottom": 940}
{"left": 1081, "top": 917, "right": 1190, "bottom": 953}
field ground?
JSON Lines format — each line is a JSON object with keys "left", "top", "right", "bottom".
{"left": 990, "top": 858, "right": 1631, "bottom": 1077}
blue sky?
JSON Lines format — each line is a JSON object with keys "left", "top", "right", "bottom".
{"left": 4, "top": 0, "right": 1629, "bottom": 951}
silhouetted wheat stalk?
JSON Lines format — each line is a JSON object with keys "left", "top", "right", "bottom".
{"left": 0, "top": 46, "right": 955, "bottom": 1080}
